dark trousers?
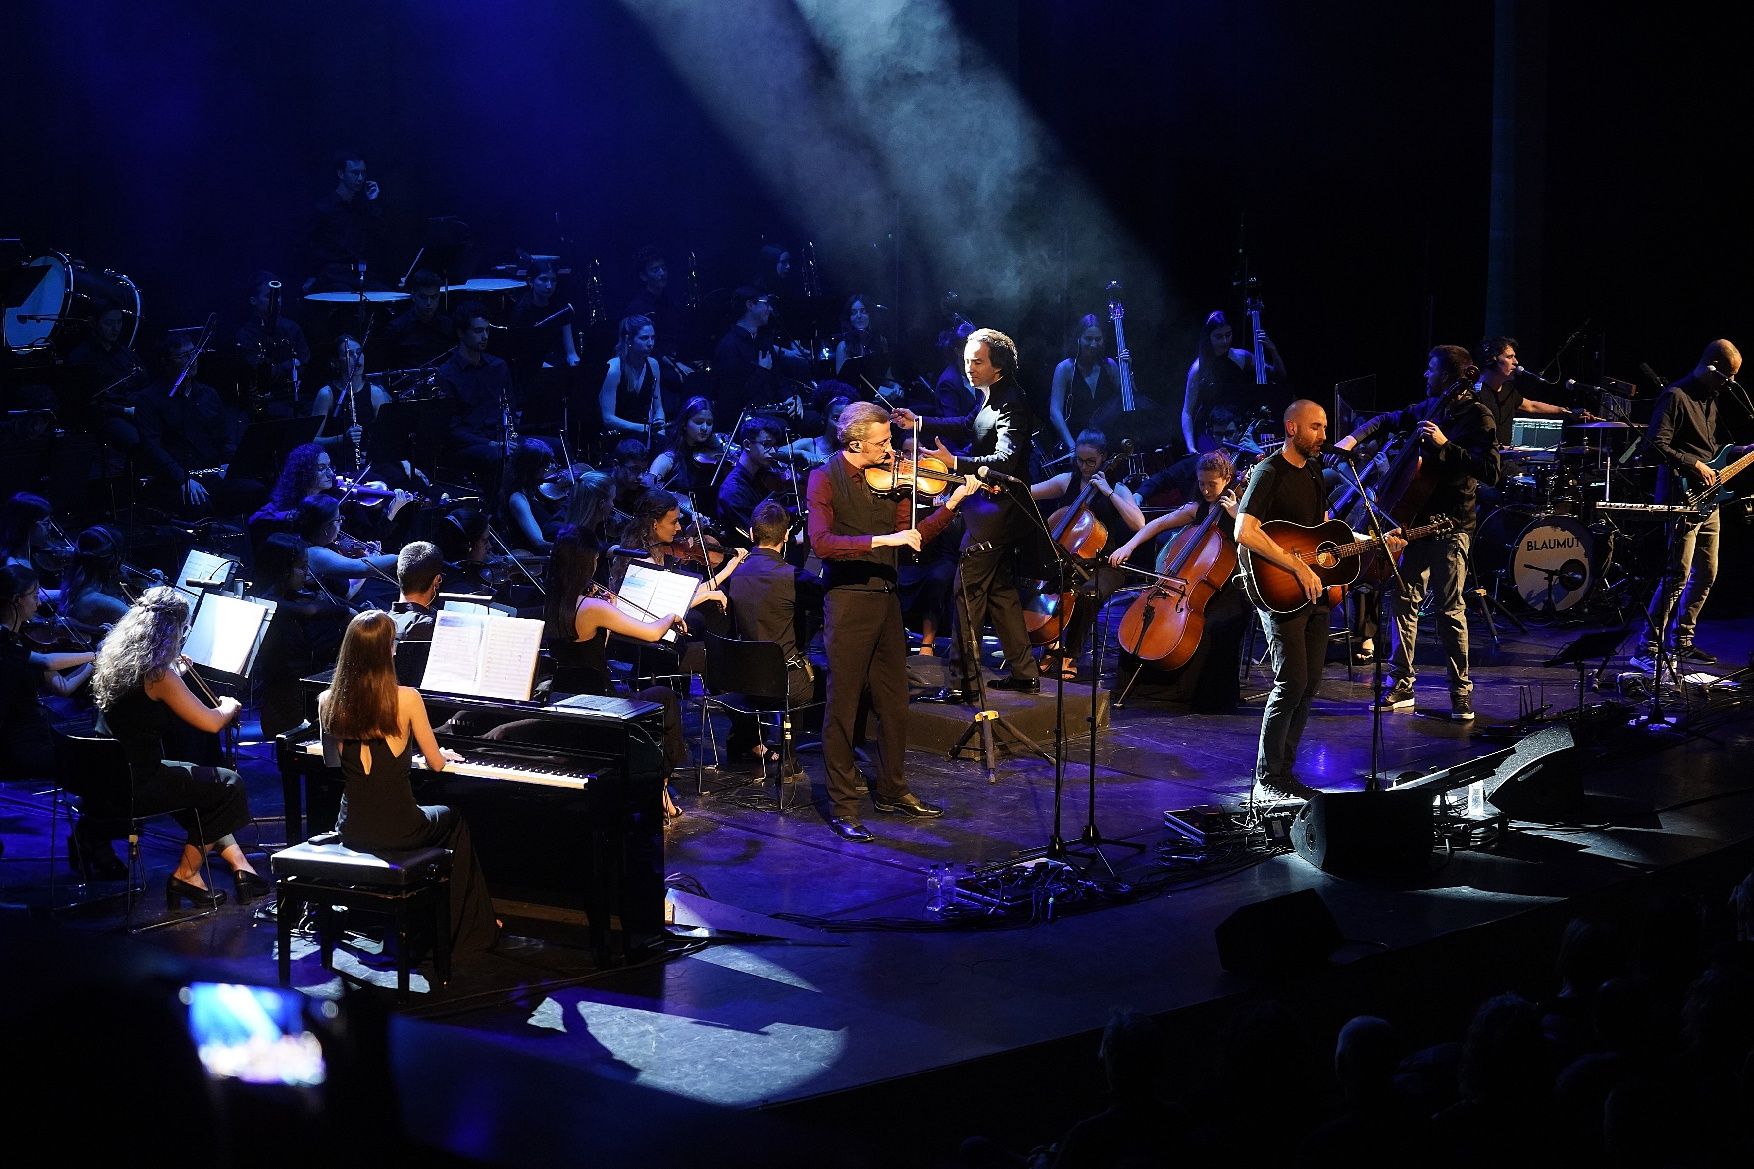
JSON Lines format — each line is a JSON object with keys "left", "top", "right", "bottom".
{"left": 947, "top": 495, "right": 1040, "bottom": 687}
{"left": 1256, "top": 604, "right": 1332, "bottom": 783}
{"left": 823, "top": 587, "right": 910, "bottom": 820}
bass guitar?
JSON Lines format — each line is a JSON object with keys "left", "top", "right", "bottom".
{"left": 1237, "top": 515, "right": 1456, "bottom": 615}
{"left": 1684, "top": 443, "right": 1754, "bottom": 517}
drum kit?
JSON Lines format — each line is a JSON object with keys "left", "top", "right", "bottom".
{"left": 1475, "top": 420, "right": 1648, "bottom": 615}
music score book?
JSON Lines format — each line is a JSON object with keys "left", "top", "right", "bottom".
{"left": 613, "top": 562, "right": 699, "bottom": 645}
{"left": 420, "top": 610, "right": 546, "bottom": 702}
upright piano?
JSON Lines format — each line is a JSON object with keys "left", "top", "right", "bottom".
{"left": 276, "top": 672, "right": 671, "bottom": 956}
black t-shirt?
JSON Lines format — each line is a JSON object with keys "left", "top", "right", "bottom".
{"left": 1238, "top": 449, "right": 1326, "bottom": 528}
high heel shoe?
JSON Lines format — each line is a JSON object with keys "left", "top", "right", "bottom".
{"left": 165, "top": 875, "right": 226, "bottom": 912}
{"left": 231, "top": 869, "right": 270, "bottom": 905}
{"left": 68, "top": 831, "right": 128, "bottom": 881}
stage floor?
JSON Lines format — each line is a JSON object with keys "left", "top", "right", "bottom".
{"left": 5, "top": 606, "right": 1753, "bottom": 1166}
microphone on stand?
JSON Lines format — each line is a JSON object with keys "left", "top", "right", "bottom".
{"left": 975, "top": 465, "right": 1028, "bottom": 489}
{"left": 1324, "top": 445, "right": 1371, "bottom": 467}
{"left": 609, "top": 545, "right": 650, "bottom": 560}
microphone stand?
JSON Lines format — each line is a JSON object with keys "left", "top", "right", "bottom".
{"left": 945, "top": 480, "right": 1053, "bottom": 784}
{"left": 1333, "top": 450, "right": 1408, "bottom": 794}
{"left": 1068, "top": 543, "right": 1145, "bottom": 874}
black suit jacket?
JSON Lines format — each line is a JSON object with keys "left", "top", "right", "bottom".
{"left": 721, "top": 547, "right": 797, "bottom": 659}
{"left": 924, "top": 376, "right": 1034, "bottom": 483}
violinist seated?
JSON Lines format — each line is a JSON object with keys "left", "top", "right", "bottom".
{"left": 294, "top": 494, "right": 402, "bottom": 611}
{"left": 247, "top": 533, "right": 349, "bottom": 739}
{"left": 537, "top": 534, "right": 690, "bottom": 819}
{"left": 3, "top": 492, "right": 69, "bottom": 608}
{"left": 1106, "top": 448, "right": 1250, "bottom": 713}
{"left": 719, "top": 501, "right": 819, "bottom": 777}
{"left": 613, "top": 490, "right": 747, "bottom": 653}
{"left": 716, "top": 415, "right": 795, "bottom": 538}
{"left": 782, "top": 388, "right": 853, "bottom": 470}
{"left": 60, "top": 525, "right": 142, "bottom": 637}
{"left": 1027, "top": 428, "right": 1146, "bottom": 680}
{"left": 430, "top": 505, "right": 540, "bottom": 615}
{"left": 0, "top": 563, "right": 98, "bottom": 780}
{"left": 646, "top": 396, "right": 727, "bottom": 503}
{"left": 497, "top": 437, "right": 562, "bottom": 556}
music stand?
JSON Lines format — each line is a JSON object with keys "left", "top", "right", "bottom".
{"left": 374, "top": 397, "right": 452, "bottom": 477}
{"left": 1542, "top": 627, "right": 1629, "bottom": 721}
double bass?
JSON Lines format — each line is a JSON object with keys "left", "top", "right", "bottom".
{"left": 1022, "top": 442, "right": 1133, "bottom": 648}
{"left": 1090, "top": 283, "right": 1168, "bottom": 451}
{"left": 1116, "top": 465, "right": 1249, "bottom": 669}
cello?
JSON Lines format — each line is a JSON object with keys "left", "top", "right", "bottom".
{"left": 1342, "top": 371, "right": 1473, "bottom": 587}
{"left": 1022, "top": 441, "right": 1133, "bottom": 648}
{"left": 1116, "top": 464, "right": 1249, "bottom": 669}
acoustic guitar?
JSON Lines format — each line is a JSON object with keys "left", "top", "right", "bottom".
{"left": 1237, "top": 515, "right": 1456, "bottom": 615}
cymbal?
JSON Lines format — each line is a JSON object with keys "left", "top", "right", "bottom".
{"left": 444, "top": 278, "right": 525, "bottom": 293}
{"left": 1569, "top": 420, "right": 1631, "bottom": 429}
{"left": 304, "top": 290, "right": 410, "bottom": 304}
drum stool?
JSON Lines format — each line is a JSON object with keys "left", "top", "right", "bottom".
{"left": 271, "top": 832, "right": 453, "bottom": 1000}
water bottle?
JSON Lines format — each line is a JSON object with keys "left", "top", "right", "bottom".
{"left": 940, "top": 865, "right": 960, "bottom": 909}
{"left": 926, "top": 865, "right": 945, "bottom": 914}
{"left": 1466, "top": 779, "right": 1487, "bottom": 819}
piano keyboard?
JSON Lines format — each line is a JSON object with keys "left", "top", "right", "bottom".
{"left": 299, "top": 739, "right": 596, "bottom": 790}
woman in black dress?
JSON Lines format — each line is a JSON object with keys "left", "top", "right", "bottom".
{"left": 317, "top": 609, "right": 499, "bottom": 954}
{"left": 89, "top": 586, "right": 267, "bottom": 910}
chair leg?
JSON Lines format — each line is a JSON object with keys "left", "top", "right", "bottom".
{"left": 277, "top": 887, "right": 295, "bottom": 986}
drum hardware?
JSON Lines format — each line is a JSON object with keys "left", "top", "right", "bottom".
{"left": 1473, "top": 506, "right": 1604, "bottom": 616}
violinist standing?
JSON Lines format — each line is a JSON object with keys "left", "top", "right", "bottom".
{"left": 1334, "top": 346, "right": 1499, "bottom": 722}
{"left": 808, "top": 401, "right": 979, "bottom": 843}
{"left": 1028, "top": 429, "right": 1145, "bottom": 680}
{"left": 894, "top": 328, "right": 1044, "bottom": 699}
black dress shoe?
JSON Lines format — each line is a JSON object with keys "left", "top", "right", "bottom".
{"left": 915, "top": 687, "right": 970, "bottom": 705}
{"left": 872, "top": 792, "right": 945, "bottom": 818}
{"left": 829, "top": 817, "right": 875, "bottom": 843}
{"left": 231, "top": 869, "right": 270, "bottom": 905}
{"left": 989, "top": 675, "right": 1040, "bottom": 693}
{"left": 165, "top": 875, "right": 226, "bottom": 912}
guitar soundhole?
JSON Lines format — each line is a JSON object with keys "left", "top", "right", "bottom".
{"left": 1314, "top": 548, "right": 1338, "bottom": 570}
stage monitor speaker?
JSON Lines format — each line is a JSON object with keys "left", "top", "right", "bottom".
{"left": 1290, "top": 788, "right": 1433, "bottom": 877}
{"left": 1214, "top": 888, "right": 1341, "bottom": 977}
{"left": 1486, "top": 723, "right": 1582, "bottom": 821}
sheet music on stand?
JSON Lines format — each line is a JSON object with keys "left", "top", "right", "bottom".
{"left": 183, "top": 591, "right": 276, "bottom": 682}
{"left": 420, "top": 609, "right": 546, "bottom": 701}
{"left": 438, "top": 592, "right": 516, "bottom": 618}
{"left": 174, "top": 548, "right": 237, "bottom": 607}
{"left": 613, "top": 562, "right": 699, "bottom": 645}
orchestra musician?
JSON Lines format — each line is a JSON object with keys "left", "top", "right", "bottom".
{"left": 60, "top": 525, "right": 136, "bottom": 632}
{"left": 720, "top": 500, "right": 816, "bottom": 778}
{"left": 1335, "top": 344, "right": 1499, "bottom": 722}
{"left": 63, "top": 300, "right": 147, "bottom": 455}
{"left": 1028, "top": 428, "right": 1145, "bottom": 680}
{"left": 646, "top": 396, "right": 728, "bottom": 505}
{"left": 783, "top": 390, "right": 852, "bottom": 470}
{"left": 808, "top": 400, "right": 979, "bottom": 842}
{"left": 624, "top": 245, "right": 696, "bottom": 376}
{"left": 712, "top": 286, "right": 793, "bottom": 424}
{"left": 307, "top": 334, "right": 389, "bottom": 465}
{"left": 134, "top": 330, "right": 258, "bottom": 519}
{"left": 89, "top": 586, "right": 268, "bottom": 910}
{"left": 248, "top": 532, "right": 349, "bottom": 739}
{"left": 895, "top": 327, "right": 1044, "bottom": 700}
{"left": 1108, "top": 448, "right": 1248, "bottom": 713}
{"left": 437, "top": 300, "right": 517, "bottom": 488}
{"left": 233, "top": 270, "right": 310, "bottom": 418}
{"left": 294, "top": 493, "right": 401, "bottom": 610}
{"left": 1181, "top": 309, "right": 1285, "bottom": 457}
{"left": 612, "top": 489, "right": 744, "bottom": 630}
{"left": 1047, "top": 314, "right": 1126, "bottom": 459}
{"left": 390, "top": 541, "right": 445, "bottom": 643}
{"left": 716, "top": 415, "right": 792, "bottom": 538}
{"left": 0, "top": 563, "right": 96, "bottom": 779}
{"left": 318, "top": 609, "right": 501, "bottom": 953}
{"left": 498, "top": 436, "right": 561, "bottom": 555}
{"left": 305, "top": 148, "right": 385, "bottom": 294}
{"left": 833, "top": 292, "right": 900, "bottom": 397}
{"left": 506, "top": 257, "right": 580, "bottom": 374}
{"left": 1630, "top": 340, "right": 1748, "bottom": 674}
{"left": 382, "top": 270, "right": 454, "bottom": 369}
{"left": 598, "top": 314, "right": 668, "bottom": 441}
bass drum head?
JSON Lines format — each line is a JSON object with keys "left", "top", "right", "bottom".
{"left": 4, "top": 254, "right": 70, "bottom": 350}
{"left": 1507, "top": 513, "right": 1597, "bottom": 612}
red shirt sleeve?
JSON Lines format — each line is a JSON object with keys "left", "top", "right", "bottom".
{"left": 808, "top": 463, "right": 876, "bottom": 559}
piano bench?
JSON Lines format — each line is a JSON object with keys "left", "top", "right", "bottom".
{"left": 270, "top": 833, "right": 453, "bottom": 1001}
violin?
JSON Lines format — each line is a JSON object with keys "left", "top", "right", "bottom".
{"left": 332, "top": 475, "right": 427, "bottom": 511}
{"left": 538, "top": 461, "right": 593, "bottom": 503}
{"left": 863, "top": 454, "right": 959, "bottom": 496}
{"left": 658, "top": 533, "right": 731, "bottom": 570}
{"left": 19, "top": 614, "right": 95, "bottom": 654}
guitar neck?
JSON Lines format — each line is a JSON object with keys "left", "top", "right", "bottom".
{"left": 1288, "top": 518, "right": 1447, "bottom": 565}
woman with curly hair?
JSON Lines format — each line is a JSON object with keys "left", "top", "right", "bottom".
{"left": 90, "top": 586, "right": 267, "bottom": 910}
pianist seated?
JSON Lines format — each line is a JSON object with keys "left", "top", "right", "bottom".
{"left": 319, "top": 610, "right": 500, "bottom": 954}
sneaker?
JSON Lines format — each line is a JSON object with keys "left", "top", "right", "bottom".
{"left": 1374, "top": 680, "right": 1415, "bottom": 711}
{"left": 1449, "top": 695, "right": 1476, "bottom": 722}
{"left": 1253, "top": 774, "right": 1316, "bottom": 803}
{"left": 1676, "top": 644, "right": 1719, "bottom": 665}
{"left": 1628, "top": 652, "right": 1657, "bottom": 674}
